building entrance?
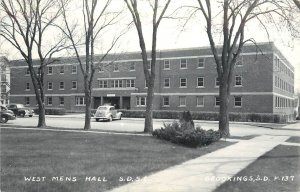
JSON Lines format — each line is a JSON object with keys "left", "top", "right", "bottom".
{"left": 93, "top": 96, "right": 131, "bottom": 109}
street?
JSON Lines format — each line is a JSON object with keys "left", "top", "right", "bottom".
{"left": 2, "top": 115, "right": 300, "bottom": 137}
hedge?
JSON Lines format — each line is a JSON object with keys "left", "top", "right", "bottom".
{"left": 34, "top": 108, "right": 66, "bottom": 115}
{"left": 118, "top": 110, "right": 289, "bottom": 123}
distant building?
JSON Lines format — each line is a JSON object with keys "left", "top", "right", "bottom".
{"left": 9, "top": 43, "right": 295, "bottom": 120}
{"left": 0, "top": 56, "right": 10, "bottom": 105}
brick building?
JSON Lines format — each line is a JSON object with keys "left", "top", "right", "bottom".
{"left": 0, "top": 56, "right": 10, "bottom": 105}
{"left": 9, "top": 43, "right": 295, "bottom": 119}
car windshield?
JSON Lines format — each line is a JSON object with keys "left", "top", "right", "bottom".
{"left": 97, "top": 106, "right": 108, "bottom": 110}
{"left": 16, "top": 104, "right": 25, "bottom": 108}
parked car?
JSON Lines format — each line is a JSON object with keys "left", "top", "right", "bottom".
{"left": 6, "top": 103, "right": 34, "bottom": 117}
{"left": 0, "top": 105, "right": 16, "bottom": 123}
{"left": 94, "top": 105, "right": 122, "bottom": 122}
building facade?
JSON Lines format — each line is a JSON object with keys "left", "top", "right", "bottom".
{"left": 0, "top": 56, "right": 10, "bottom": 105}
{"left": 9, "top": 43, "right": 295, "bottom": 119}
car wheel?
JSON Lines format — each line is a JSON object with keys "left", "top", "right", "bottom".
{"left": 29, "top": 115, "right": 33, "bottom": 117}
{"left": 1, "top": 116, "right": 8, "bottom": 123}
{"left": 119, "top": 114, "right": 122, "bottom": 120}
{"left": 108, "top": 116, "right": 113, "bottom": 122}
{"left": 20, "top": 112, "right": 25, "bottom": 117}
{"left": 96, "top": 118, "right": 100, "bottom": 122}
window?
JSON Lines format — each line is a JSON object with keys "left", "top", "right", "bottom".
{"left": 26, "top": 82, "right": 30, "bottom": 90}
{"left": 99, "top": 80, "right": 108, "bottom": 88}
{"left": 196, "top": 96, "right": 204, "bottom": 107}
{"left": 75, "top": 96, "right": 85, "bottom": 106}
{"left": 180, "top": 59, "right": 187, "bottom": 69}
{"left": 129, "top": 62, "right": 135, "bottom": 71}
{"left": 163, "top": 96, "right": 170, "bottom": 106}
{"left": 215, "top": 97, "right": 220, "bottom": 106}
{"left": 197, "top": 77, "right": 204, "bottom": 87}
{"left": 113, "top": 63, "right": 119, "bottom": 72}
{"left": 136, "top": 96, "right": 146, "bottom": 106}
{"left": 59, "top": 82, "right": 64, "bottom": 90}
{"left": 47, "top": 97, "right": 52, "bottom": 106}
{"left": 198, "top": 58, "right": 205, "bottom": 68}
{"left": 234, "top": 96, "right": 242, "bottom": 107}
{"left": 164, "top": 78, "right": 170, "bottom": 88}
{"left": 235, "top": 75, "right": 242, "bottom": 86}
{"left": 145, "top": 80, "right": 148, "bottom": 88}
{"left": 126, "top": 79, "right": 135, "bottom": 88}
{"left": 164, "top": 60, "right": 170, "bottom": 70}
{"left": 179, "top": 96, "right": 186, "bottom": 106}
{"left": 59, "top": 97, "right": 65, "bottom": 106}
{"left": 180, "top": 78, "right": 187, "bottom": 88}
{"left": 25, "top": 68, "right": 30, "bottom": 75}
{"left": 72, "top": 81, "right": 77, "bottom": 89}
{"left": 47, "top": 66, "right": 53, "bottom": 75}
{"left": 59, "top": 65, "right": 65, "bottom": 74}
{"left": 72, "top": 65, "right": 77, "bottom": 74}
{"left": 111, "top": 80, "right": 123, "bottom": 88}
{"left": 215, "top": 77, "right": 220, "bottom": 87}
{"left": 25, "top": 97, "right": 30, "bottom": 106}
{"left": 99, "top": 63, "right": 104, "bottom": 72}
{"left": 48, "top": 82, "right": 53, "bottom": 90}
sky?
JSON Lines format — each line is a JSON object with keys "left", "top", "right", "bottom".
{"left": 0, "top": 0, "right": 299, "bottom": 92}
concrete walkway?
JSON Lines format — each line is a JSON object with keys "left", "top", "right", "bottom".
{"left": 108, "top": 135, "right": 290, "bottom": 192}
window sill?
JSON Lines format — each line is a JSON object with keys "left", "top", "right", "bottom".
{"left": 179, "top": 105, "right": 186, "bottom": 107}
{"left": 180, "top": 68, "right": 187, "bottom": 70}
{"left": 196, "top": 86, "right": 205, "bottom": 88}
{"left": 196, "top": 105, "right": 204, "bottom": 107}
{"left": 163, "top": 105, "right": 170, "bottom": 107}
{"left": 234, "top": 85, "right": 243, "bottom": 87}
{"left": 197, "top": 67, "right": 205, "bottom": 69}
{"left": 163, "top": 68, "right": 170, "bottom": 70}
{"left": 179, "top": 86, "right": 187, "bottom": 88}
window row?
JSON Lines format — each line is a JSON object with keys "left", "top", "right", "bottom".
{"left": 275, "top": 96, "right": 294, "bottom": 108}
{"left": 136, "top": 96, "right": 242, "bottom": 107}
{"left": 25, "top": 81, "right": 78, "bottom": 91}
{"left": 158, "top": 75, "right": 242, "bottom": 88}
{"left": 25, "top": 96, "right": 86, "bottom": 106}
{"left": 274, "top": 76, "right": 294, "bottom": 94}
{"left": 274, "top": 56, "right": 294, "bottom": 79}
{"left": 98, "top": 79, "right": 135, "bottom": 88}
{"left": 25, "top": 65, "right": 78, "bottom": 76}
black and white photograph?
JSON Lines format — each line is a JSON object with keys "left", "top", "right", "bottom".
{"left": 0, "top": 0, "right": 300, "bottom": 191}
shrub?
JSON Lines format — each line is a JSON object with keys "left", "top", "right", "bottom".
{"left": 153, "top": 112, "right": 220, "bottom": 148}
{"left": 118, "top": 110, "right": 289, "bottom": 123}
{"left": 34, "top": 108, "right": 66, "bottom": 115}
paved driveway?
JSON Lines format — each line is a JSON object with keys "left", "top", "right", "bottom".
{"left": 3, "top": 115, "right": 300, "bottom": 137}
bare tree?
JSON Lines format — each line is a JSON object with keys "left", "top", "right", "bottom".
{"left": 124, "top": 0, "right": 171, "bottom": 133}
{"left": 60, "top": 0, "right": 122, "bottom": 130}
{"left": 194, "top": 0, "right": 296, "bottom": 137}
{"left": 0, "top": 0, "right": 70, "bottom": 127}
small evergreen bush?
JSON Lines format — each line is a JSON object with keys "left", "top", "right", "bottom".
{"left": 153, "top": 111, "right": 220, "bottom": 148}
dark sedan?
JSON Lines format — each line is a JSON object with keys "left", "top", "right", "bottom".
{"left": 7, "top": 103, "right": 34, "bottom": 117}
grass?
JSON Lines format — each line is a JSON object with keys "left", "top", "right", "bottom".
{"left": 286, "top": 136, "right": 300, "bottom": 143}
{"left": 1, "top": 128, "right": 231, "bottom": 192}
{"left": 214, "top": 145, "right": 300, "bottom": 192}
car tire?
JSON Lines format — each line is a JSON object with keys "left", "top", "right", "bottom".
{"left": 29, "top": 115, "right": 33, "bottom": 117}
{"left": 119, "top": 114, "right": 122, "bottom": 120}
{"left": 96, "top": 118, "right": 100, "bottom": 122}
{"left": 20, "top": 112, "right": 25, "bottom": 117}
{"left": 1, "top": 116, "right": 8, "bottom": 123}
{"left": 108, "top": 116, "right": 113, "bottom": 122}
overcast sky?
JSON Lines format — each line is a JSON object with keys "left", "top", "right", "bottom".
{"left": 1, "top": 0, "right": 299, "bottom": 92}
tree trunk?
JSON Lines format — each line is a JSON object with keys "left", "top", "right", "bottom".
{"left": 37, "top": 101, "right": 46, "bottom": 127}
{"left": 219, "top": 82, "right": 230, "bottom": 138}
{"left": 84, "top": 80, "right": 91, "bottom": 130}
{"left": 144, "top": 78, "right": 154, "bottom": 133}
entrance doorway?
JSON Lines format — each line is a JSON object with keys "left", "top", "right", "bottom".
{"left": 103, "top": 97, "right": 120, "bottom": 109}
{"left": 93, "top": 97, "right": 101, "bottom": 109}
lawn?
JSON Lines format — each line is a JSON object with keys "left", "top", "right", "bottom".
{"left": 214, "top": 145, "right": 300, "bottom": 192}
{"left": 1, "top": 128, "right": 231, "bottom": 192}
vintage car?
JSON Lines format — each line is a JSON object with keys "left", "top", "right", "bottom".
{"left": 0, "top": 105, "right": 16, "bottom": 123}
{"left": 7, "top": 103, "right": 34, "bottom": 117}
{"left": 94, "top": 105, "right": 122, "bottom": 122}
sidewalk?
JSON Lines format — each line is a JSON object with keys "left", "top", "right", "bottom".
{"left": 108, "top": 135, "right": 290, "bottom": 192}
